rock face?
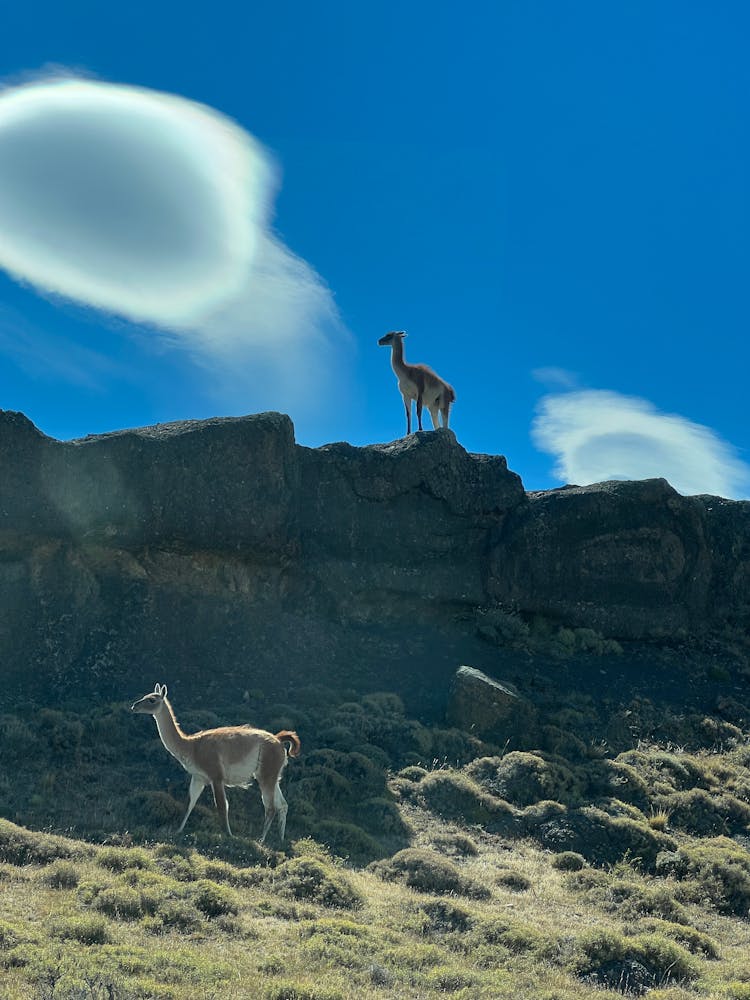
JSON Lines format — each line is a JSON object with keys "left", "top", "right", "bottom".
{"left": 1, "top": 409, "right": 748, "bottom": 705}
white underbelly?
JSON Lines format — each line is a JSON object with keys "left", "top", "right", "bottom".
{"left": 223, "top": 747, "right": 261, "bottom": 787}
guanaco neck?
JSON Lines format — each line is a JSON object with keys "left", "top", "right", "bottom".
{"left": 154, "top": 699, "right": 193, "bottom": 762}
{"left": 390, "top": 337, "right": 409, "bottom": 376}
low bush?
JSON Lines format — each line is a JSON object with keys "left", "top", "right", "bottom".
{"left": 430, "top": 832, "right": 479, "bottom": 857}
{"left": 40, "top": 860, "right": 80, "bottom": 888}
{"left": 656, "top": 838, "right": 750, "bottom": 916}
{"left": 192, "top": 879, "right": 240, "bottom": 918}
{"left": 657, "top": 787, "right": 750, "bottom": 836}
{"left": 467, "top": 752, "right": 585, "bottom": 807}
{"left": 417, "top": 770, "right": 518, "bottom": 834}
{"left": 496, "top": 869, "right": 531, "bottom": 892}
{"left": 264, "top": 983, "right": 346, "bottom": 1000}
{"left": 0, "top": 819, "right": 87, "bottom": 866}
{"left": 575, "top": 927, "right": 699, "bottom": 991}
{"left": 272, "top": 857, "right": 363, "bottom": 910}
{"left": 313, "top": 820, "right": 385, "bottom": 864}
{"left": 550, "top": 851, "right": 585, "bottom": 872}
{"left": 97, "top": 846, "right": 152, "bottom": 872}
{"left": 92, "top": 884, "right": 159, "bottom": 921}
{"left": 370, "top": 848, "right": 489, "bottom": 899}
{"left": 525, "top": 803, "right": 675, "bottom": 869}
{"left": 48, "top": 914, "right": 112, "bottom": 945}
{"left": 420, "top": 900, "right": 474, "bottom": 934}
{"left": 127, "top": 790, "right": 184, "bottom": 827}
{"left": 637, "top": 918, "right": 720, "bottom": 959}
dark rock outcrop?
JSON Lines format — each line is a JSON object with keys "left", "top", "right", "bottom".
{"left": 1, "top": 409, "right": 748, "bottom": 705}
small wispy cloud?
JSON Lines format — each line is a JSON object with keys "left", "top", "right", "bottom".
{"left": 531, "top": 366, "right": 579, "bottom": 390}
{"left": 0, "top": 75, "right": 346, "bottom": 415}
{"left": 532, "top": 389, "right": 750, "bottom": 499}
{"left": 0, "top": 305, "right": 126, "bottom": 390}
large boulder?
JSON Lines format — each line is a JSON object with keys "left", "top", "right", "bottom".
{"left": 446, "top": 665, "right": 537, "bottom": 740}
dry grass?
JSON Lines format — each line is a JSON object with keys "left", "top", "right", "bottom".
{"left": 1, "top": 802, "right": 749, "bottom": 1000}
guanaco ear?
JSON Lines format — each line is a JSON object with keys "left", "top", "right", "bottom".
{"left": 160, "top": 684, "right": 168, "bottom": 697}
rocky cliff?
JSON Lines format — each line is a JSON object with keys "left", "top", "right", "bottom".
{"left": 1, "top": 409, "right": 748, "bottom": 710}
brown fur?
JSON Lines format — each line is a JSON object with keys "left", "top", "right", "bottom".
{"left": 131, "top": 684, "right": 299, "bottom": 842}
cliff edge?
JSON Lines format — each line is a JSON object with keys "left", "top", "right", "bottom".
{"left": 1, "top": 409, "right": 748, "bottom": 704}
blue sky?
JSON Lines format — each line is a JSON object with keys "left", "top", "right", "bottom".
{"left": 1, "top": 2, "right": 749, "bottom": 496}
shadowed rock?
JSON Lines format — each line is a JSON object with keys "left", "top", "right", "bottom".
{"left": 1, "top": 409, "right": 749, "bottom": 702}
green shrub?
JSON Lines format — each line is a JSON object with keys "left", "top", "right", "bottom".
{"left": 496, "top": 869, "right": 531, "bottom": 892}
{"left": 313, "top": 820, "right": 385, "bottom": 864}
{"left": 0, "top": 819, "right": 85, "bottom": 866}
{"left": 417, "top": 770, "right": 518, "bottom": 833}
{"left": 576, "top": 927, "right": 699, "bottom": 990}
{"left": 370, "top": 848, "right": 489, "bottom": 899}
{"left": 420, "top": 899, "right": 473, "bottom": 934}
{"left": 473, "top": 917, "right": 548, "bottom": 954}
{"left": 617, "top": 749, "right": 709, "bottom": 795}
{"left": 656, "top": 838, "right": 750, "bottom": 916}
{"left": 724, "top": 984, "right": 750, "bottom": 1000}
{"left": 637, "top": 918, "right": 720, "bottom": 958}
{"left": 92, "top": 885, "right": 158, "bottom": 921}
{"left": 192, "top": 879, "right": 240, "bottom": 918}
{"left": 597, "top": 759, "right": 651, "bottom": 808}
{"left": 525, "top": 803, "right": 675, "bottom": 869}
{"left": 39, "top": 709, "right": 84, "bottom": 756}
{"left": 273, "top": 857, "right": 363, "bottom": 909}
{"left": 431, "top": 832, "right": 479, "bottom": 857}
{"left": 0, "top": 715, "right": 35, "bottom": 761}
{"left": 467, "top": 752, "right": 584, "bottom": 807}
{"left": 358, "top": 796, "right": 409, "bottom": 837}
{"left": 658, "top": 787, "right": 750, "bottom": 836}
{"left": 97, "top": 846, "right": 152, "bottom": 872}
{"left": 398, "top": 765, "right": 429, "bottom": 783}
{"left": 48, "top": 915, "right": 112, "bottom": 945}
{"left": 550, "top": 851, "right": 585, "bottom": 871}
{"left": 127, "top": 790, "right": 184, "bottom": 826}
{"left": 0, "top": 920, "right": 21, "bottom": 950}
{"left": 634, "top": 932, "right": 700, "bottom": 982}
{"left": 40, "top": 860, "right": 80, "bottom": 888}
{"left": 143, "top": 899, "right": 204, "bottom": 934}
{"left": 153, "top": 848, "right": 201, "bottom": 882}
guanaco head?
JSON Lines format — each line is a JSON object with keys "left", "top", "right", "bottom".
{"left": 378, "top": 330, "right": 406, "bottom": 346}
{"left": 131, "top": 683, "right": 168, "bottom": 714}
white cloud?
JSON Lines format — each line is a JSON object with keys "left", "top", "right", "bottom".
{"left": 531, "top": 366, "right": 579, "bottom": 390}
{"left": 0, "top": 76, "right": 345, "bottom": 413}
{"left": 532, "top": 389, "right": 750, "bottom": 499}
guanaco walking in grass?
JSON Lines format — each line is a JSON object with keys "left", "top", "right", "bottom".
{"left": 131, "top": 684, "right": 300, "bottom": 842}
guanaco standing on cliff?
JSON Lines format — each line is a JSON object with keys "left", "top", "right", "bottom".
{"left": 378, "top": 330, "right": 455, "bottom": 435}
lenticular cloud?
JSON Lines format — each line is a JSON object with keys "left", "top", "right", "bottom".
{"left": 0, "top": 77, "right": 341, "bottom": 388}
{"left": 533, "top": 389, "right": 750, "bottom": 499}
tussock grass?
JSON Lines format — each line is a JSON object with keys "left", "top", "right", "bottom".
{"left": 1, "top": 686, "right": 749, "bottom": 998}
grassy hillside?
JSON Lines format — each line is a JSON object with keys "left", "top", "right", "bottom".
{"left": 1, "top": 665, "right": 750, "bottom": 999}
{"left": 1, "top": 778, "right": 750, "bottom": 1000}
